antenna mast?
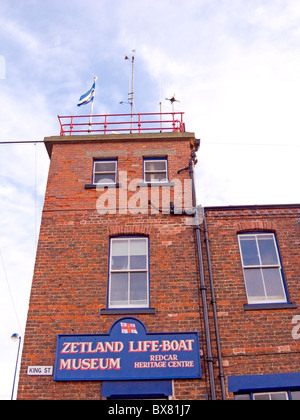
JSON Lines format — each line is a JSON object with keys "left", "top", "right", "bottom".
{"left": 121, "top": 50, "right": 136, "bottom": 132}
{"left": 130, "top": 51, "right": 135, "bottom": 117}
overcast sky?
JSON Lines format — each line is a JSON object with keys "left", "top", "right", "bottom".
{"left": 0, "top": 0, "right": 299, "bottom": 399}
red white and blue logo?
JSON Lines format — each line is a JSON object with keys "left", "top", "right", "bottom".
{"left": 121, "top": 322, "right": 138, "bottom": 334}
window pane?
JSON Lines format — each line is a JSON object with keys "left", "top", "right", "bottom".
{"left": 244, "top": 269, "right": 266, "bottom": 302}
{"left": 258, "top": 236, "right": 279, "bottom": 266}
{"left": 270, "top": 392, "right": 288, "bottom": 400}
{"left": 111, "top": 240, "right": 128, "bottom": 270}
{"left": 111, "top": 256, "right": 128, "bottom": 270}
{"left": 130, "top": 239, "right": 147, "bottom": 255}
{"left": 145, "top": 160, "right": 166, "bottom": 171}
{"left": 130, "top": 272, "right": 148, "bottom": 305}
{"left": 145, "top": 172, "right": 167, "bottom": 182}
{"left": 234, "top": 394, "right": 251, "bottom": 400}
{"left": 130, "top": 255, "right": 147, "bottom": 270}
{"left": 110, "top": 273, "right": 128, "bottom": 306}
{"left": 263, "top": 268, "right": 286, "bottom": 302}
{"left": 95, "top": 162, "right": 116, "bottom": 172}
{"left": 94, "top": 173, "right": 116, "bottom": 184}
{"left": 240, "top": 237, "right": 260, "bottom": 266}
{"left": 291, "top": 391, "right": 300, "bottom": 400}
{"left": 112, "top": 240, "right": 128, "bottom": 256}
{"left": 130, "top": 239, "right": 147, "bottom": 269}
{"left": 253, "top": 394, "right": 270, "bottom": 400}
{"left": 253, "top": 393, "right": 271, "bottom": 400}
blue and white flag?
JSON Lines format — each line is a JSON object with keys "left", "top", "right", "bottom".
{"left": 77, "top": 81, "right": 96, "bottom": 107}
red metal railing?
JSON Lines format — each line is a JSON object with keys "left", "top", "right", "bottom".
{"left": 58, "top": 112, "right": 185, "bottom": 136}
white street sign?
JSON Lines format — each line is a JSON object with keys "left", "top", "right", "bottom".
{"left": 27, "top": 366, "right": 53, "bottom": 376}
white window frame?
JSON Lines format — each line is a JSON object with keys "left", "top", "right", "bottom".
{"left": 238, "top": 233, "right": 287, "bottom": 305}
{"left": 93, "top": 160, "right": 117, "bottom": 185}
{"left": 235, "top": 391, "right": 299, "bottom": 400}
{"left": 108, "top": 237, "right": 149, "bottom": 309}
{"left": 253, "top": 392, "right": 289, "bottom": 400}
{"left": 143, "top": 158, "right": 168, "bottom": 184}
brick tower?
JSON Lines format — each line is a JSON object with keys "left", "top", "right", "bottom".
{"left": 17, "top": 113, "right": 209, "bottom": 400}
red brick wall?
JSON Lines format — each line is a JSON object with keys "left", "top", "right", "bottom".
{"left": 18, "top": 132, "right": 299, "bottom": 400}
{"left": 17, "top": 133, "right": 209, "bottom": 400}
{"left": 204, "top": 206, "right": 300, "bottom": 399}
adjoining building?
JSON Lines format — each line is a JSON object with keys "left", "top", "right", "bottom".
{"left": 204, "top": 204, "right": 300, "bottom": 400}
{"left": 17, "top": 113, "right": 300, "bottom": 400}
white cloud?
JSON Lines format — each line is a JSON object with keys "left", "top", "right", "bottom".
{"left": 0, "top": 0, "right": 299, "bottom": 399}
{"left": 0, "top": 145, "right": 46, "bottom": 398}
{"left": 0, "top": 16, "right": 41, "bottom": 55}
{"left": 0, "top": 56, "right": 5, "bottom": 80}
{"left": 0, "top": 84, "right": 51, "bottom": 400}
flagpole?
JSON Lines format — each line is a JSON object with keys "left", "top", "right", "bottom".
{"left": 88, "top": 76, "right": 97, "bottom": 134}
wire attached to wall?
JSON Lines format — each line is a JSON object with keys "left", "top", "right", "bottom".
{"left": 0, "top": 141, "right": 44, "bottom": 144}
{"left": 34, "top": 143, "right": 37, "bottom": 248}
{"left": 0, "top": 250, "right": 23, "bottom": 335}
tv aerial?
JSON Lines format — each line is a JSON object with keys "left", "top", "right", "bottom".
{"left": 120, "top": 50, "right": 136, "bottom": 113}
{"left": 120, "top": 50, "right": 136, "bottom": 132}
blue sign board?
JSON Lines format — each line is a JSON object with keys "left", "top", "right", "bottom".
{"left": 53, "top": 318, "right": 201, "bottom": 381}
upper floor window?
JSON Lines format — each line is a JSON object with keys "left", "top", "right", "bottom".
{"left": 93, "top": 160, "right": 117, "bottom": 185}
{"left": 238, "top": 233, "right": 287, "bottom": 305}
{"left": 143, "top": 158, "right": 168, "bottom": 184}
{"left": 108, "top": 237, "right": 149, "bottom": 309}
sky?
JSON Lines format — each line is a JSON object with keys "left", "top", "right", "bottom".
{"left": 0, "top": 0, "right": 299, "bottom": 399}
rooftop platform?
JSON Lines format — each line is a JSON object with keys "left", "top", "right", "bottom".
{"left": 44, "top": 131, "right": 197, "bottom": 158}
{"left": 58, "top": 112, "right": 185, "bottom": 136}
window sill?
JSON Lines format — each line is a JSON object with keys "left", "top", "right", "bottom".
{"left": 244, "top": 302, "right": 297, "bottom": 311}
{"left": 137, "top": 182, "right": 175, "bottom": 187}
{"left": 85, "top": 184, "right": 122, "bottom": 189}
{"left": 100, "top": 308, "right": 156, "bottom": 315}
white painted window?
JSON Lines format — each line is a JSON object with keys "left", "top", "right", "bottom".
{"left": 93, "top": 160, "right": 117, "bottom": 185}
{"left": 109, "top": 237, "right": 149, "bottom": 308}
{"left": 253, "top": 392, "right": 288, "bottom": 400}
{"left": 238, "top": 233, "right": 287, "bottom": 304}
{"left": 143, "top": 158, "right": 168, "bottom": 183}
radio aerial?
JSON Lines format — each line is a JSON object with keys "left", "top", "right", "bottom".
{"left": 120, "top": 50, "right": 136, "bottom": 132}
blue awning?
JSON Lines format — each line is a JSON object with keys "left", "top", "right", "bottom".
{"left": 228, "top": 372, "right": 300, "bottom": 394}
{"left": 102, "top": 380, "right": 173, "bottom": 399}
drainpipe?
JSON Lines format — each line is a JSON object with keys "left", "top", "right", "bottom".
{"left": 189, "top": 150, "right": 216, "bottom": 400}
{"left": 203, "top": 212, "right": 226, "bottom": 400}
